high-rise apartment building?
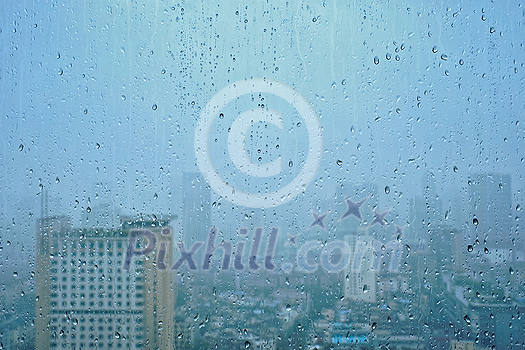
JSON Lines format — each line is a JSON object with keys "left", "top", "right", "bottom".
{"left": 182, "top": 173, "right": 211, "bottom": 245}
{"left": 468, "top": 173, "right": 513, "bottom": 249}
{"left": 35, "top": 215, "right": 174, "bottom": 349}
{"left": 344, "top": 228, "right": 376, "bottom": 303}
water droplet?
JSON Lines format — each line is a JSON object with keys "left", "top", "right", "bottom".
{"left": 444, "top": 70, "right": 450, "bottom": 76}
{"left": 115, "top": 332, "right": 121, "bottom": 339}
{"left": 245, "top": 341, "right": 252, "bottom": 348}
{"left": 459, "top": 59, "right": 464, "bottom": 65}
{"left": 371, "top": 322, "right": 377, "bottom": 330}
{"left": 296, "top": 122, "right": 301, "bottom": 127}
{"left": 13, "top": 271, "right": 18, "bottom": 277}
{"left": 161, "top": 68, "right": 166, "bottom": 74}
{"left": 385, "top": 186, "right": 390, "bottom": 194}
{"left": 395, "top": 54, "right": 400, "bottom": 61}
{"left": 441, "top": 54, "right": 448, "bottom": 61}
{"left": 331, "top": 82, "right": 336, "bottom": 89}
{"left": 84, "top": 108, "right": 88, "bottom": 114}
{"left": 489, "top": 27, "right": 495, "bottom": 34}
{"left": 432, "top": 46, "right": 438, "bottom": 53}
{"left": 400, "top": 43, "right": 405, "bottom": 50}
{"left": 152, "top": 103, "right": 157, "bottom": 110}
{"left": 336, "top": 160, "right": 343, "bottom": 166}
{"left": 288, "top": 160, "right": 293, "bottom": 167}
{"left": 86, "top": 207, "right": 91, "bottom": 213}
{"left": 386, "top": 53, "right": 391, "bottom": 60}
{"left": 121, "top": 95, "right": 126, "bottom": 100}
{"left": 467, "top": 245, "right": 473, "bottom": 252}
{"left": 509, "top": 267, "right": 514, "bottom": 275}
{"left": 341, "top": 79, "right": 346, "bottom": 85}
{"left": 153, "top": 193, "right": 158, "bottom": 200}
{"left": 57, "top": 52, "right": 61, "bottom": 59}
{"left": 373, "top": 56, "right": 379, "bottom": 65}
{"left": 286, "top": 304, "right": 291, "bottom": 311}
{"left": 481, "top": 14, "right": 486, "bottom": 21}
{"left": 19, "top": 144, "right": 24, "bottom": 151}
{"left": 55, "top": 177, "right": 60, "bottom": 183}
{"left": 473, "top": 218, "right": 478, "bottom": 226}
{"left": 453, "top": 166, "right": 458, "bottom": 172}
{"left": 363, "top": 284, "right": 369, "bottom": 293}
{"left": 484, "top": 247, "right": 489, "bottom": 254}
{"left": 396, "top": 108, "right": 401, "bottom": 113}
{"left": 58, "top": 68, "right": 63, "bottom": 75}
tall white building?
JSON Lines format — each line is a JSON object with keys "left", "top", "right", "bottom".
{"left": 344, "top": 228, "right": 376, "bottom": 303}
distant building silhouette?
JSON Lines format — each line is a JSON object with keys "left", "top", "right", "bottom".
{"left": 468, "top": 173, "right": 513, "bottom": 250}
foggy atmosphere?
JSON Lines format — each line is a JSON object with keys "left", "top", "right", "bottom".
{"left": 1, "top": 0, "right": 524, "bottom": 349}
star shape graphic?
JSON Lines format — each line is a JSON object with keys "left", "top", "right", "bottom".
{"left": 286, "top": 232, "right": 300, "bottom": 246}
{"left": 308, "top": 210, "right": 329, "bottom": 230}
{"left": 340, "top": 195, "right": 370, "bottom": 221}
{"left": 394, "top": 224, "right": 407, "bottom": 241}
{"left": 370, "top": 208, "right": 392, "bottom": 227}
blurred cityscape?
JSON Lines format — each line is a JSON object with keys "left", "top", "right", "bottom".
{"left": 1, "top": 172, "right": 524, "bottom": 349}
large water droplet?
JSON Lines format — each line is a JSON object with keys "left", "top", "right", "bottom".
{"left": 385, "top": 186, "right": 390, "bottom": 194}
{"left": 432, "top": 46, "right": 438, "bottom": 53}
{"left": 473, "top": 218, "right": 478, "bottom": 226}
{"left": 373, "top": 56, "right": 379, "bottom": 65}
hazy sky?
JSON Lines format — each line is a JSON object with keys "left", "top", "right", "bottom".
{"left": 1, "top": 0, "right": 524, "bottom": 279}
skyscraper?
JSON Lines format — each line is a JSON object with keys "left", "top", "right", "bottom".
{"left": 35, "top": 215, "right": 174, "bottom": 349}
{"left": 468, "top": 173, "right": 513, "bottom": 249}
{"left": 344, "top": 228, "right": 376, "bottom": 303}
{"left": 182, "top": 172, "right": 211, "bottom": 265}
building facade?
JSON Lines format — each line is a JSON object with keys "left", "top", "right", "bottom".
{"left": 35, "top": 216, "right": 174, "bottom": 350}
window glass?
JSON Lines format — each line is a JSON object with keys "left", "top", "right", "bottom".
{"left": 1, "top": 1, "right": 524, "bottom": 349}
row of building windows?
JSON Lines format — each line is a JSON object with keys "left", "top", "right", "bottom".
{"left": 51, "top": 267, "right": 144, "bottom": 275}
{"left": 50, "top": 300, "right": 144, "bottom": 308}
{"left": 50, "top": 341, "right": 138, "bottom": 349}
{"left": 50, "top": 292, "right": 142, "bottom": 299}
{"left": 50, "top": 276, "right": 143, "bottom": 283}
{"left": 50, "top": 326, "right": 142, "bottom": 335}
{"left": 51, "top": 316, "right": 142, "bottom": 324}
